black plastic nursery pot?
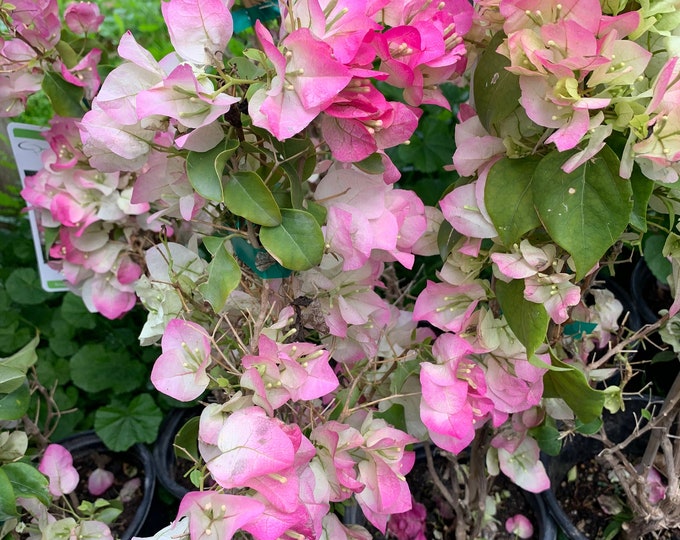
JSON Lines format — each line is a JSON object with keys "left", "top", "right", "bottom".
{"left": 540, "top": 397, "right": 669, "bottom": 539}
{"left": 59, "top": 431, "right": 156, "bottom": 540}
{"left": 153, "top": 407, "right": 201, "bottom": 501}
{"left": 631, "top": 259, "right": 673, "bottom": 326}
{"left": 629, "top": 259, "right": 679, "bottom": 397}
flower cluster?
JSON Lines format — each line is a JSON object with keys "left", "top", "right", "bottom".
{"left": 7, "top": 0, "right": 680, "bottom": 536}
{"left": 1, "top": 0, "right": 104, "bottom": 114}
{"left": 20, "top": 117, "right": 159, "bottom": 318}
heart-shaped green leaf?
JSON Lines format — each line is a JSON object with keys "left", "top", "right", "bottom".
{"left": 532, "top": 147, "right": 632, "bottom": 280}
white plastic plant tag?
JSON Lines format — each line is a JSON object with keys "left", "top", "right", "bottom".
{"left": 7, "top": 122, "right": 68, "bottom": 292}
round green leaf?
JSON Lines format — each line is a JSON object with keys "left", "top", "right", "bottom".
{"left": 6, "top": 268, "right": 50, "bottom": 305}
{"left": 223, "top": 171, "right": 282, "bottom": 226}
{"left": 60, "top": 294, "right": 97, "bottom": 330}
{"left": 94, "top": 394, "right": 163, "bottom": 451}
{"left": 532, "top": 147, "right": 632, "bottom": 280}
{"left": 259, "top": 209, "right": 324, "bottom": 271}
{"left": 70, "top": 344, "right": 145, "bottom": 394}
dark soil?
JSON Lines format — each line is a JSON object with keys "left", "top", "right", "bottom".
{"left": 555, "top": 456, "right": 680, "bottom": 540}
{"left": 172, "top": 453, "right": 200, "bottom": 493}
{"left": 71, "top": 449, "right": 145, "bottom": 538}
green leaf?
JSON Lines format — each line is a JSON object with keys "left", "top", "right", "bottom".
{"left": 70, "top": 344, "right": 145, "bottom": 393}
{"left": 437, "top": 219, "right": 461, "bottom": 260}
{"left": 5, "top": 268, "right": 50, "bottom": 305}
{"left": 0, "top": 468, "right": 17, "bottom": 521}
{"left": 398, "top": 117, "right": 455, "bottom": 173}
{"left": 186, "top": 140, "right": 238, "bottom": 202}
{"left": 389, "top": 357, "right": 421, "bottom": 394}
{"left": 0, "top": 335, "right": 38, "bottom": 372}
{"left": 174, "top": 416, "right": 200, "bottom": 462}
{"left": 36, "top": 352, "right": 71, "bottom": 387}
{"left": 485, "top": 156, "right": 542, "bottom": 246}
{"left": 42, "top": 227, "right": 59, "bottom": 260}
{"left": 575, "top": 417, "right": 603, "bottom": 435}
{"left": 259, "top": 209, "right": 324, "bottom": 271}
{"left": 41, "top": 72, "right": 85, "bottom": 118}
{"left": 0, "top": 431, "right": 28, "bottom": 463}
{"left": 198, "top": 240, "right": 241, "bottom": 312}
{"left": 0, "top": 383, "right": 31, "bottom": 421}
{"left": 273, "top": 137, "right": 317, "bottom": 182}
{"left": 228, "top": 56, "right": 265, "bottom": 79}
{"left": 201, "top": 236, "right": 224, "bottom": 256}
{"left": 304, "top": 201, "right": 328, "bottom": 227}
{"left": 94, "top": 394, "right": 163, "bottom": 451}
{"left": 528, "top": 422, "right": 562, "bottom": 456}
{"left": 94, "top": 505, "right": 123, "bottom": 524}
{"left": 47, "top": 333, "right": 78, "bottom": 358}
{"left": 629, "top": 167, "right": 654, "bottom": 232}
{"left": 374, "top": 404, "right": 407, "bottom": 433}
{"left": 60, "top": 294, "right": 97, "bottom": 329}
{"left": 189, "top": 469, "right": 202, "bottom": 488}
{"left": 0, "top": 366, "right": 26, "bottom": 394}
{"left": 1, "top": 462, "right": 50, "bottom": 506}
{"left": 495, "top": 279, "right": 548, "bottom": 358}
{"left": 543, "top": 357, "right": 606, "bottom": 424}
{"left": 532, "top": 147, "right": 632, "bottom": 280}
{"left": 472, "top": 31, "right": 521, "bottom": 134}
{"left": 643, "top": 234, "right": 672, "bottom": 284}
{"left": 354, "top": 153, "right": 385, "bottom": 175}
{"left": 54, "top": 40, "right": 80, "bottom": 69}
{"left": 0, "top": 325, "right": 31, "bottom": 358}
{"left": 223, "top": 171, "right": 282, "bottom": 226}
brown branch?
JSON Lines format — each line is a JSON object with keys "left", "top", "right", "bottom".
{"left": 424, "top": 444, "right": 456, "bottom": 509}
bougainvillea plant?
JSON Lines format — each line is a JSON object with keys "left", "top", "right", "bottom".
{"left": 4, "top": 0, "right": 680, "bottom": 537}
